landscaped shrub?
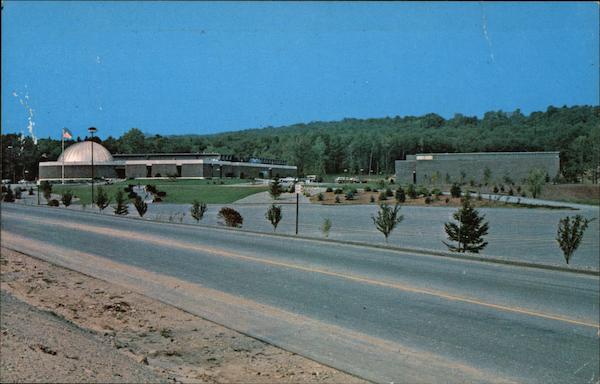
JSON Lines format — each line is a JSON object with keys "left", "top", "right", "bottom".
{"left": 326, "top": 187, "right": 333, "bottom": 193}
{"left": 218, "top": 207, "right": 243, "bottom": 227}
{"left": 335, "top": 196, "right": 341, "bottom": 204}
{"left": 334, "top": 188, "right": 343, "bottom": 194}
{"left": 371, "top": 203, "right": 404, "bottom": 242}
{"left": 407, "top": 184, "right": 417, "bottom": 199}
{"left": 113, "top": 190, "right": 129, "bottom": 215}
{"left": 190, "top": 200, "right": 207, "bottom": 222}
{"left": 431, "top": 188, "right": 442, "bottom": 197}
{"left": 146, "top": 184, "right": 157, "bottom": 194}
{"left": 500, "top": 185, "right": 505, "bottom": 193}
{"left": 365, "top": 186, "right": 372, "bottom": 192}
{"left": 48, "top": 199, "right": 60, "bottom": 207}
{"left": 450, "top": 183, "right": 461, "bottom": 198}
{"left": 95, "top": 187, "right": 110, "bottom": 212}
{"left": 445, "top": 197, "right": 450, "bottom": 204}
{"left": 378, "top": 191, "right": 387, "bottom": 201}
{"left": 493, "top": 185, "right": 499, "bottom": 194}
{"left": 61, "top": 190, "right": 73, "bottom": 207}
{"left": 345, "top": 191, "right": 354, "bottom": 200}
{"left": 134, "top": 196, "right": 148, "bottom": 217}
{"left": 40, "top": 181, "right": 52, "bottom": 201}
{"left": 508, "top": 188, "right": 514, "bottom": 196}
{"left": 3, "top": 188, "right": 15, "bottom": 202}
{"left": 265, "top": 204, "right": 282, "bottom": 231}
{"left": 317, "top": 193, "right": 324, "bottom": 201}
{"left": 395, "top": 187, "right": 406, "bottom": 203}
{"left": 269, "top": 179, "right": 283, "bottom": 199}
{"left": 370, "top": 195, "right": 375, "bottom": 203}
{"left": 424, "top": 196, "right": 432, "bottom": 204}
{"left": 385, "top": 188, "right": 394, "bottom": 197}
{"left": 372, "top": 188, "right": 379, "bottom": 193}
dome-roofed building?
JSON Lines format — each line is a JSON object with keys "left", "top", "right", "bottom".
{"left": 39, "top": 140, "right": 296, "bottom": 182}
{"left": 57, "top": 142, "right": 114, "bottom": 163}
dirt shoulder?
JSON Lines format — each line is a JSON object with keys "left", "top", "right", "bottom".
{"left": 0, "top": 247, "right": 365, "bottom": 384}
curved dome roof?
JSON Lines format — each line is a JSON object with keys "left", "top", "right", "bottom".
{"left": 58, "top": 142, "right": 113, "bottom": 163}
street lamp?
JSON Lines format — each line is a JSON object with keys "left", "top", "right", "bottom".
{"left": 88, "top": 127, "right": 97, "bottom": 204}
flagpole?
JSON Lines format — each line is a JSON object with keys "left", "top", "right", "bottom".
{"left": 62, "top": 128, "right": 65, "bottom": 185}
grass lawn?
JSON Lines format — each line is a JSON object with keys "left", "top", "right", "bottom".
{"left": 53, "top": 179, "right": 267, "bottom": 204}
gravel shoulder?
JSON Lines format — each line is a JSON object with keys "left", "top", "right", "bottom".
{"left": 0, "top": 247, "right": 365, "bottom": 384}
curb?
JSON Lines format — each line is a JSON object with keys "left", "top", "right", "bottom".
{"left": 4, "top": 202, "right": 599, "bottom": 277}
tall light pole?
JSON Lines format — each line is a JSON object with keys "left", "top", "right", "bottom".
{"left": 88, "top": 127, "right": 97, "bottom": 204}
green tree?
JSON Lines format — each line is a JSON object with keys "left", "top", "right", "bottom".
{"left": 120, "top": 128, "right": 146, "bottom": 153}
{"left": 61, "top": 190, "right": 73, "bottom": 207}
{"left": 443, "top": 195, "right": 489, "bottom": 253}
{"left": 526, "top": 168, "right": 546, "bottom": 198}
{"left": 3, "top": 187, "right": 15, "bottom": 202}
{"left": 218, "top": 207, "right": 243, "bottom": 228}
{"left": 134, "top": 196, "right": 148, "bottom": 217}
{"left": 450, "top": 183, "right": 462, "bottom": 198}
{"left": 265, "top": 204, "right": 282, "bottom": 231}
{"left": 190, "top": 200, "right": 207, "bottom": 222}
{"left": 269, "top": 179, "right": 283, "bottom": 200}
{"left": 95, "top": 186, "right": 111, "bottom": 212}
{"left": 113, "top": 190, "right": 129, "bottom": 215}
{"left": 406, "top": 184, "right": 417, "bottom": 199}
{"left": 395, "top": 187, "right": 406, "bottom": 203}
{"left": 372, "top": 203, "right": 404, "bottom": 242}
{"left": 556, "top": 215, "right": 595, "bottom": 264}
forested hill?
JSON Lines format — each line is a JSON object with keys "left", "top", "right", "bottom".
{"left": 2, "top": 105, "right": 599, "bottom": 182}
{"left": 186, "top": 105, "right": 600, "bottom": 181}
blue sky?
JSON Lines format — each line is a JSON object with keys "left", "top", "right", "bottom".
{"left": 2, "top": 1, "right": 598, "bottom": 140}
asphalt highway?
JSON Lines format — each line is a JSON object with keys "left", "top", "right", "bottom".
{"left": 2, "top": 203, "right": 599, "bottom": 383}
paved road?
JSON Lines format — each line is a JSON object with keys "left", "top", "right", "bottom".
{"left": 2, "top": 203, "right": 599, "bottom": 383}
{"left": 15, "top": 190, "right": 600, "bottom": 270}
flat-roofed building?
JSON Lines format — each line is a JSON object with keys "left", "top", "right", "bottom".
{"left": 395, "top": 151, "right": 560, "bottom": 185}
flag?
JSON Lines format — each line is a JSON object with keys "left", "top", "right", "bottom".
{"left": 62, "top": 128, "right": 72, "bottom": 140}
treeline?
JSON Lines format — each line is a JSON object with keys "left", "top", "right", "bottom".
{"left": 2, "top": 105, "right": 598, "bottom": 182}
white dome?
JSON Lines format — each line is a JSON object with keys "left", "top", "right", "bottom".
{"left": 58, "top": 142, "right": 113, "bottom": 163}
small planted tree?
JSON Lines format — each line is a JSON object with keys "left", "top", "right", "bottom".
{"left": 3, "top": 187, "right": 15, "bottom": 202}
{"left": 61, "top": 190, "right": 73, "bottom": 207}
{"left": 265, "top": 204, "right": 282, "bottom": 231}
{"left": 95, "top": 187, "right": 110, "bottom": 212}
{"left": 190, "top": 200, "right": 207, "bottom": 222}
{"left": 321, "top": 218, "right": 332, "bottom": 238}
{"left": 269, "top": 179, "right": 283, "bottom": 200}
{"left": 406, "top": 184, "right": 417, "bottom": 199}
{"left": 450, "top": 183, "right": 462, "bottom": 198}
{"left": 372, "top": 203, "right": 404, "bottom": 242}
{"left": 134, "top": 196, "right": 148, "bottom": 217}
{"left": 395, "top": 187, "right": 406, "bottom": 203}
{"left": 218, "top": 207, "right": 243, "bottom": 228}
{"left": 526, "top": 168, "right": 546, "bottom": 199}
{"left": 443, "top": 195, "right": 489, "bottom": 253}
{"left": 40, "top": 181, "right": 52, "bottom": 201}
{"left": 113, "top": 190, "right": 129, "bottom": 215}
{"left": 556, "top": 215, "right": 595, "bottom": 264}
